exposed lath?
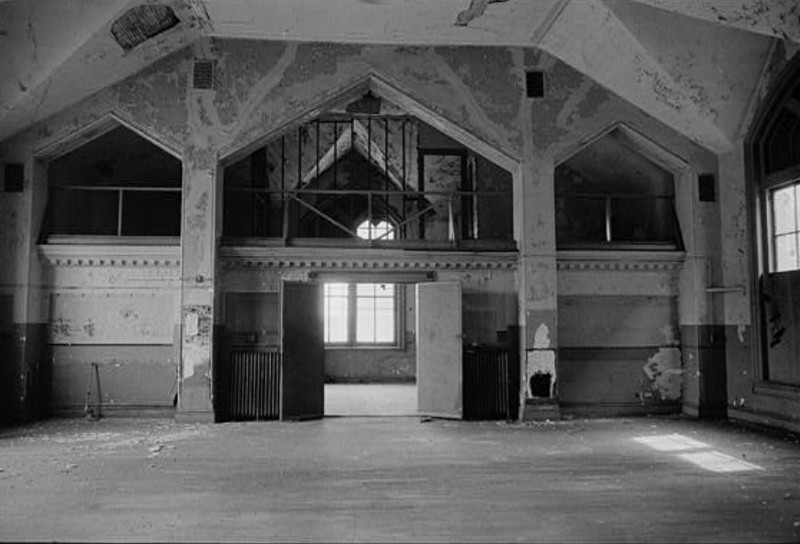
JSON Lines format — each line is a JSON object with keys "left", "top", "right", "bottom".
{"left": 111, "top": 4, "right": 180, "bottom": 51}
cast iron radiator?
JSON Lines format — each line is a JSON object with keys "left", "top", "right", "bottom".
{"left": 227, "top": 351, "right": 281, "bottom": 420}
{"left": 462, "top": 346, "right": 510, "bottom": 420}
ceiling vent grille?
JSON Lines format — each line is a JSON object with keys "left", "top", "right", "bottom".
{"left": 193, "top": 60, "right": 215, "bottom": 90}
{"left": 111, "top": 5, "right": 179, "bottom": 51}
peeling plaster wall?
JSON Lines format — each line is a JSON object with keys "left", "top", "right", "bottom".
{"left": 0, "top": 35, "right": 741, "bottom": 421}
{"left": 557, "top": 263, "right": 683, "bottom": 415}
{"left": 722, "top": 46, "right": 800, "bottom": 434}
{"left": 214, "top": 41, "right": 525, "bottom": 162}
{"left": 42, "top": 258, "right": 180, "bottom": 416}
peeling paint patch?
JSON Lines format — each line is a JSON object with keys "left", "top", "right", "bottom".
{"left": 526, "top": 349, "right": 556, "bottom": 398}
{"left": 533, "top": 323, "right": 550, "bottom": 349}
{"left": 643, "top": 347, "right": 682, "bottom": 401}
{"left": 82, "top": 320, "right": 95, "bottom": 337}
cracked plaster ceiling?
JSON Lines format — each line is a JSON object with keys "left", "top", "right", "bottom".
{"left": 0, "top": 0, "right": 797, "bottom": 152}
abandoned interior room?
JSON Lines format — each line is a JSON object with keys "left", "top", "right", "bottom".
{"left": 0, "top": 0, "right": 799, "bottom": 435}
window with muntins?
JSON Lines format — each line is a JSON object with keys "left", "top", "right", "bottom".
{"left": 770, "top": 182, "right": 800, "bottom": 272}
{"left": 751, "top": 59, "right": 800, "bottom": 386}
{"left": 323, "top": 219, "right": 399, "bottom": 347}
{"left": 323, "top": 282, "right": 397, "bottom": 347}
{"left": 221, "top": 106, "right": 514, "bottom": 248}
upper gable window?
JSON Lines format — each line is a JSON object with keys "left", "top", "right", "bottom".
{"left": 45, "top": 126, "right": 181, "bottom": 240}
{"left": 221, "top": 104, "right": 514, "bottom": 249}
{"left": 555, "top": 130, "right": 681, "bottom": 250}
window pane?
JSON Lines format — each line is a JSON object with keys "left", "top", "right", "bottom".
{"left": 120, "top": 190, "right": 181, "bottom": 236}
{"left": 374, "top": 300, "right": 395, "bottom": 343}
{"left": 326, "top": 283, "right": 348, "bottom": 296}
{"left": 775, "top": 233, "right": 798, "bottom": 272}
{"left": 357, "top": 220, "right": 395, "bottom": 241}
{"left": 555, "top": 196, "right": 607, "bottom": 245}
{"left": 773, "top": 186, "right": 796, "bottom": 235}
{"left": 324, "top": 283, "right": 349, "bottom": 343}
{"left": 49, "top": 189, "right": 119, "bottom": 235}
{"left": 355, "top": 283, "right": 395, "bottom": 344}
{"left": 356, "top": 298, "right": 375, "bottom": 343}
{"left": 795, "top": 185, "right": 800, "bottom": 235}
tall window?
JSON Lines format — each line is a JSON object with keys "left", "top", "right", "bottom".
{"left": 323, "top": 219, "right": 398, "bottom": 346}
{"left": 752, "top": 58, "right": 800, "bottom": 385}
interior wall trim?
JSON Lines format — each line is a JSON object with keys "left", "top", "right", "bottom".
{"left": 557, "top": 250, "right": 685, "bottom": 272}
{"left": 220, "top": 247, "right": 518, "bottom": 271}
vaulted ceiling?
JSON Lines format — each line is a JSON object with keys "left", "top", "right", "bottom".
{"left": 0, "top": 0, "right": 797, "bottom": 151}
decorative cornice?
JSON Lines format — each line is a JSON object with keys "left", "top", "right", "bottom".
{"left": 38, "top": 244, "right": 181, "bottom": 268}
{"left": 557, "top": 250, "right": 685, "bottom": 272}
{"left": 220, "top": 247, "right": 518, "bottom": 271}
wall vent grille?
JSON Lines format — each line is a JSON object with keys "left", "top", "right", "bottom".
{"left": 3, "top": 163, "right": 24, "bottom": 192}
{"left": 193, "top": 60, "right": 215, "bottom": 90}
{"left": 526, "top": 70, "right": 545, "bottom": 98}
{"left": 699, "top": 173, "right": 716, "bottom": 202}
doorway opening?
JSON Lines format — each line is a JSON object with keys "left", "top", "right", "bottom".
{"left": 322, "top": 278, "right": 418, "bottom": 417}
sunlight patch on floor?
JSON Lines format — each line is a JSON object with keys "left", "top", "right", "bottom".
{"left": 677, "top": 451, "right": 763, "bottom": 473}
{"left": 633, "top": 433, "right": 763, "bottom": 473}
{"left": 633, "top": 433, "right": 709, "bottom": 451}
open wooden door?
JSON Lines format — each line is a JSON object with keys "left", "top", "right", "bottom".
{"left": 281, "top": 281, "right": 324, "bottom": 421}
{"left": 416, "top": 281, "right": 463, "bottom": 419}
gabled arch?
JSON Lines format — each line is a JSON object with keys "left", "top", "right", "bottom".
{"left": 555, "top": 122, "right": 688, "bottom": 176}
{"left": 220, "top": 71, "right": 519, "bottom": 175}
{"left": 553, "top": 122, "right": 689, "bottom": 250}
{"left": 747, "top": 53, "right": 800, "bottom": 182}
{"left": 34, "top": 110, "right": 182, "bottom": 161}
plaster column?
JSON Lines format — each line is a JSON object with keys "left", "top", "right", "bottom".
{"left": 676, "top": 165, "right": 727, "bottom": 418}
{"left": 0, "top": 146, "right": 49, "bottom": 424}
{"left": 515, "top": 154, "right": 559, "bottom": 420}
{"left": 717, "top": 142, "right": 754, "bottom": 415}
{"left": 177, "top": 56, "right": 222, "bottom": 422}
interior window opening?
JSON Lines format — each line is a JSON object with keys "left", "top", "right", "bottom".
{"left": 221, "top": 101, "right": 514, "bottom": 248}
{"left": 44, "top": 125, "right": 182, "bottom": 240}
{"left": 555, "top": 129, "right": 681, "bottom": 250}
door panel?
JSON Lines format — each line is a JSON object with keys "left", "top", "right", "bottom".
{"left": 416, "top": 281, "right": 462, "bottom": 418}
{"left": 281, "top": 282, "right": 325, "bottom": 420}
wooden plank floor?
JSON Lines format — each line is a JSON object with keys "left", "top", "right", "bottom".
{"left": 1, "top": 415, "right": 799, "bottom": 542}
{"left": 324, "top": 383, "right": 417, "bottom": 416}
